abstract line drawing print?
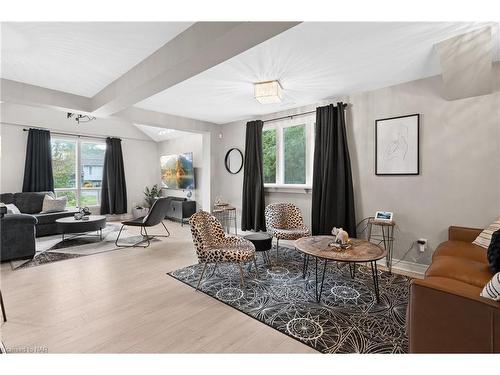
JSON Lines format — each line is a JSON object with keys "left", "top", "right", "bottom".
{"left": 383, "top": 126, "right": 408, "bottom": 162}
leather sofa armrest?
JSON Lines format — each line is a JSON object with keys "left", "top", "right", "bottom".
{"left": 409, "top": 278, "right": 499, "bottom": 353}
{"left": 448, "top": 226, "right": 482, "bottom": 242}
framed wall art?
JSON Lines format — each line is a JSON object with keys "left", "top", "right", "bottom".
{"left": 375, "top": 114, "right": 419, "bottom": 175}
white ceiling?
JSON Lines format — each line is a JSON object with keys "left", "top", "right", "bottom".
{"left": 135, "top": 22, "right": 500, "bottom": 124}
{"left": 134, "top": 124, "right": 196, "bottom": 142}
{"left": 0, "top": 22, "right": 193, "bottom": 96}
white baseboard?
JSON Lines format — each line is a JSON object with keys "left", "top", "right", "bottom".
{"left": 377, "top": 258, "right": 429, "bottom": 276}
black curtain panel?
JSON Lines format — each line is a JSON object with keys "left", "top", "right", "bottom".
{"left": 22, "top": 128, "right": 54, "bottom": 192}
{"left": 311, "top": 103, "right": 356, "bottom": 237}
{"left": 100, "top": 137, "right": 128, "bottom": 215}
{"left": 241, "top": 120, "right": 266, "bottom": 231}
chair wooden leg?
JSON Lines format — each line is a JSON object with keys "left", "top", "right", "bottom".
{"left": 196, "top": 263, "right": 208, "bottom": 291}
{"left": 238, "top": 263, "right": 246, "bottom": 288}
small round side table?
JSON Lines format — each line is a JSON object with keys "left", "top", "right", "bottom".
{"left": 244, "top": 233, "right": 273, "bottom": 264}
{"left": 367, "top": 217, "right": 395, "bottom": 273}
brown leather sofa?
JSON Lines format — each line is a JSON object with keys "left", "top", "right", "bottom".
{"left": 408, "top": 226, "right": 500, "bottom": 353}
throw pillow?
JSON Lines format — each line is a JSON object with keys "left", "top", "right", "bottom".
{"left": 487, "top": 229, "right": 500, "bottom": 273}
{"left": 41, "top": 195, "right": 67, "bottom": 213}
{"left": 5, "top": 203, "right": 21, "bottom": 214}
{"left": 473, "top": 217, "right": 500, "bottom": 249}
{"left": 480, "top": 272, "right": 500, "bottom": 301}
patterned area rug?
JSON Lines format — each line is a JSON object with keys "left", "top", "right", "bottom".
{"left": 168, "top": 246, "right": 410, "bottom": 354}
{"left": 11, "top": 224, "right": 159, "bottom": 270}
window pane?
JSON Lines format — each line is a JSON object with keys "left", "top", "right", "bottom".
{"left": 262, "top": 129, "right": 277, "bottom": 184}
{"left": 81, "top": 142, "right": 106, "bottom": 188}
{"left": 51, "top": 139, "right": 77, "bottom": 189}
{"left": 284, "top": 124, "right": 306, "bottom": 184}
{"left": 80, "top": 189, "right": 101, "bottom": 207}
{"left": 55, "top": 190, "right": 77, "bottom": 208}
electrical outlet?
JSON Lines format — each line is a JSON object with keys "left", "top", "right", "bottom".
{"left": 417, "top": 238, "right": 427, "bottom": 253}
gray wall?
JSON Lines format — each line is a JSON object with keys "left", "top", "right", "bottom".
{"left": 215, "top": 63, "right": 500, "bottom": 265}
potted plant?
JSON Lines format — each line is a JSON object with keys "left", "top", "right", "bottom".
{"left": 144, "top": 184, "right": 161, "bottom": 208}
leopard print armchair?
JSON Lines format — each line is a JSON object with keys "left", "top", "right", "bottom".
{"left": 265, "top": 203, "right": 310, "bottom": 259}
{"left": 189, "top": 211, "right": 257, "bottom": 289}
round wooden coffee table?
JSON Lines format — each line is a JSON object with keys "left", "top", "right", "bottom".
{"left": 295, "top": 236, "right": 387, "bottom": 303}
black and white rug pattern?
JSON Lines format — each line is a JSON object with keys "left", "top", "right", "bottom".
{"left": 168, "top": 246, "right": 410, "bottom": 354}
{"left": 11, "top": 224, "right": 159, "bottom": 270}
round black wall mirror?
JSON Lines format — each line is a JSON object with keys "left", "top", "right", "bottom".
{"left": 225, "top": 148, "right": 244, "bottom": 174}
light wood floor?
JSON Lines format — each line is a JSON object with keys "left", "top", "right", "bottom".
{"left": 0, "top": 221, "right": 316, "bottom": 353}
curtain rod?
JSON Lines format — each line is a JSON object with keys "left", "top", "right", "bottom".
{"left": 262, "top": 103, "right": 348, "bottom": 124}
{"left": 1, "top": 121, "right": 152, "bottom": 143}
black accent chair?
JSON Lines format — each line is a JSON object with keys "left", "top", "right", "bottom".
{"left": 115, "top": 197, "right": 171, "bottom": 248}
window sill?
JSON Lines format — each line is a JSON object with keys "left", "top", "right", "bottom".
{"left": 264, "top": 185, "right": 312, "bottom": 194}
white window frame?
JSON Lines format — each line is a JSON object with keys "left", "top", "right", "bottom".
{"left": 263, "top": 114, "right": 315, "bottom": 189}
{"left": 52, "top": 136, "right": 106, "bottom": 208}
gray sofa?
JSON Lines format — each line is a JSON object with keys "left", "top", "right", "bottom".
{"left": 0, "top": 192, "right": 78, "bottom": 237}
{"left": 0, "top": 213, "right": 37, "bottom": 261}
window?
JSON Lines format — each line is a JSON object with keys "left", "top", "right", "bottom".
{"left": 51, "top": 137, "right": 106, "bottom": 207}
{"left": 262, "top": 116, "right": 314, "bottom": 187}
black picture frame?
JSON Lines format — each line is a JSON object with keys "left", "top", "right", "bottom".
{"left": 375, "top": 114, "right": 420, "bottom": 176}
{"left": 224, "top": 148, "right": 244, "bottom": 174}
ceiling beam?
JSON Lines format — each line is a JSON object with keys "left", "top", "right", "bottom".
{"left": 90, "top": 22, "right": 300, "bottom": 117}
{"left": 0, "top": 79, "right": 91, "bottom": 113}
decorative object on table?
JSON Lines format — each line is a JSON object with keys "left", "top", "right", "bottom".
{"left": 186, "top": 190, "right": 192, "bottom": 199}
{"left": 168, "top": 245, "right": 410, "bottom": 354}
{"left": 74, "top": 212, "right": 84, "bottom": 220}
{"left": 375, "top": 114, "right": 419, "bottom": 175}
{"left": 367, "top": 216, "right": 395, "bottom": 273}
{"left": 143, "top": 184, "right": 162, "bottom": 208}
{"left": 224, "top": 148, "right": 244, "bottom": 174}
{"left": 331, "top": 227, "right": 350, "bottom": 245}
{"left": 188, "top": 211, "right": 258, "bottom": 290}
{"left": 265, "top": 202, "right": 310, "bottom": 263}
{"left": 160, "top": 152, "right": 195, "bottom": 189}
{"left": 115, "top": 197, "right": 170, "bottom": 248}
{"left": 213, "top": 202, "right": 237, "bottom": 235}
{"left": 296, "top": 236, "right": 387, "bottom": 303}
{"left": 374, "top": 210, "right": 394, "bottom": 222}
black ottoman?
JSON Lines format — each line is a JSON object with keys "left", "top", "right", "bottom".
{"left": 244, "top": 233, "right": 273, "bottom": 264}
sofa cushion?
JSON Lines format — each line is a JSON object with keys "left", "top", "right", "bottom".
{"left": 433, "top": 240, "right": 487, "bottom": 264}
{"left": 41, "top": 194, "right": 67, "bottom": 213}
{"left": 480, "top": 272, "right": 500, "bottom": 301}
{"left": 33, "top": 210, "right": 78, "bottom": 225}
{"left": 426, "top": 255, "right": 493, "bottom": 288}
{"left": 473, "top": 217, "right": 500, "bottom": 249}
{"left": 0, "top": 193, "right": 14, "bottom": 205}
{"left": 487, "top": 229, "right": 500, "bottom": 273}
{"left": 13, "top": 192, "right": 54, "bottom": 214}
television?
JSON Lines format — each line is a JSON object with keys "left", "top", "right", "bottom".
{"left": 160, "top": 152, "right": 195, "bottom": 190}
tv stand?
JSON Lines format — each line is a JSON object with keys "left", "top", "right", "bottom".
{"left": 164, "top": 197, "right": 196, "bottom": 226}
